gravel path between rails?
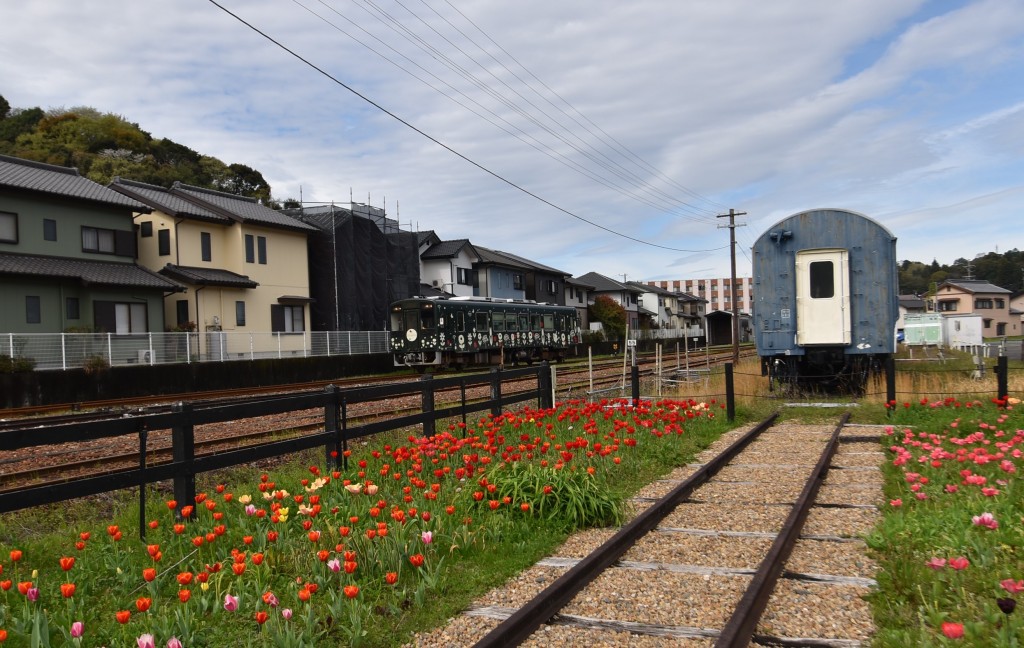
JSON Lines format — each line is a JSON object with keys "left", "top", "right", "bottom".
{"left": 406, "top": 419, "right": 886, "bottom": 647}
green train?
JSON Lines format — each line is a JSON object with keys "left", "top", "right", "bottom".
{"left": 389, "top": 297, "right": 581, "bottom": 369}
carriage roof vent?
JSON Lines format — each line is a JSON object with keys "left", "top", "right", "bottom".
{"left": 769, "top": 230, "right": 793, "bottom": 243}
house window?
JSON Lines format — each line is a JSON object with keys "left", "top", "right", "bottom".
{"left": 546, "top": 280, "right": 557, "bottom": 294}
{"left": 513, "top": 274, "right": 523, "bottom": 290}
{"left": 457, "top": 267, "right": 477, "bottom": 286}
{"left": 82, "top": 226, "right": 116, "bottom": 253}
{"left": 26, "top": 296, "right": 41, "bottom": 324}
{"left": 176, "top": 300, "right": 189, "bottom": 327}
{"left": 235, "top": 301, "right": 246, "bottom": 327}
{"left": 245, "top": 235, "right": 255, "bottom": 263}
{"left": 0, "top": 212, "right": 17, "bottom": 243}
{"left": 938, "top": 300, "right": 958, "bottom": 312}
{"left": 140, "top": 221, "right": 153, "bottom": 237}
{"left": 66, "top": 297, "right": 80, "bottom": 320}
{"left": 257, "top": 236, "right": 267, "bottom": 264}
{"left": 997, "top": 323, "right": 1007, "bottom": 336}
{"left": 995, "top": 298, "right": 1006, "bottom": 309}
{"left": 976, "top": 299, "right": 993, "bottom": 309}
{"left": 158, "top": 229, "right": 171, "bottom": 256}
{"left": 200, "top": 232, "right": 212, "bottom": 262}
{"left": 271, "top": 305, "right": 304, "bottom": 332}
{"left": 43, "top": 218, "right": 57, "bottom": 241}
{"left": 94, "top": 301, "right": 148, "bottom": 334}
{"left": 983, "top": 319, "right": 993, "bottom": 329}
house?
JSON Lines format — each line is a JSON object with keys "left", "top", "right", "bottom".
{"left": 475, "top": 247, "right": 570, "bottom": 304}
{"left": 109, "top": 178, "right": 317, "bottom": 351}
{"left": 418, "top": 234, "right": 480, "bottom": 297}
{"left": 288, "top": 203, "right": 420, "bottom": 331}
{"left": 473, "top": 246, "right": 528, "bottom": 300}
{"left": 0, "top": 155, "right": 183, "bottom": 341}
{"left": 930, "top": 279, "right": 1018, "bottom": 338}
{"left": 565, "top": 276, "right": 594, "bottom": 330}
{"left": 896, "top": 294, "right": 928, "bottom": 340}
{"left": 575, "top": 272, "right": 643, "bottom": 332}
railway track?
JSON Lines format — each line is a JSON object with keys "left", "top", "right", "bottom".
{"left": 410, "top": 413, "right": 884, "bottom": 647}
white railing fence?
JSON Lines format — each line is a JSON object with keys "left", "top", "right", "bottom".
{"left": 1, "top": 331, "right": 390, "bottom": 371}
{"left": 632, "top": 327, "right": 704, "bottom": 341}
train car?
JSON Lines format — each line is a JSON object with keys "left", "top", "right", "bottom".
{"left": 389, "top": 297, "right": 581, "bottom": 369}
{"left": 752, "top": 208, "right": 898, "bottom": 391}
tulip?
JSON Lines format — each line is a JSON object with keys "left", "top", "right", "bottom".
{"left": 925, "top": 558, "right": 946, "bottom": 570}
{"left": 137, "top": 634, "right": 156, "bottom": 648}
{"left": 26, "top": 587, "right": 39, "bottom": 602}
{"left": 224, "top": 593, "right": 239, "bottom": 611}
{"left": 948, "top": 557, "right": 969, "bottom": 571}
{"left": 255, "top": 611, "right": 269, "bottom": 625}
{"left": 282, "top": 608, "right": 293, "bottom": 620}
{"left": 59, "top": 556, "right": 75, "bottom": 571}
{"left": 343, "top": 585, "right": 359, "bottom": 598}
{"left": 61, "top": 583, "right": 76, "bottom": 598}
{"left": 327, "top": 559, "right": 341, "bottom": 573}
{"left": 115, "top": 610, "right": 131, "bottom": 624}
{"left": 941, "top": 622, "right": 964, "bottom": 639}
{"left": 70, "top": 621, "right": 84, "bottom": 638}
{"left": 1001, "top": 579, "right": 1024, "bottom": 594}
{"left": 421, "top": 531, "right": 433, "bottom": 544}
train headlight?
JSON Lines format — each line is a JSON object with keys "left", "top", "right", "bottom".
{"left": 406, "top": 329, "right": 418, "bottom": 342}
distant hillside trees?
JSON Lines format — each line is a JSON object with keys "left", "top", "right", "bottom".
{"left": 0, "top": 95, "right": 277, "bottom": 205}
{"left": 899, "top": 250, "right": 1024, "bottom": 295}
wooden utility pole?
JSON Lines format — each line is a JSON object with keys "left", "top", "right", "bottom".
{"left": 717, "top": 208, "right": 747, "bottom": 364}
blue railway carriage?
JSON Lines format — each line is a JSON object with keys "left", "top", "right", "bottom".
{"left": 752, "top": 208, "right": 898, "bottom": 391}
{"left": 389, "top": 297, "right": 581, "bottom": 369}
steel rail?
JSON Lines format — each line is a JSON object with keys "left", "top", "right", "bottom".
{"left": 472, "top": 411, "right": 780, "bottom": 648}
{"left": 714, "top": 411, "right": 851, "bottom": 647}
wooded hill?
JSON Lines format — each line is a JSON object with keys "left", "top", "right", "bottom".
{"left": 0, "top": 94, "right": 297, "bottom": 208}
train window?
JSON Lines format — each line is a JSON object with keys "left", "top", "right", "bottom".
{"left": 455, "top": 311, "right": 465, "bottom": 332}
{"left": 421, "top": 306, "right": 436, "bottom": 329}
{"left": 476, "top": 312, "right": 489, "bottom": 330}
{"left": 390, "top": 310, "right": 403, "bottom": 332}
{"left": 506, "top": 313, "right": 518, "bottom": 331}
{"left": 531, "top": 314, "right": 541, "bottom": 330}
{"left": 543, "top": 314, "right": 554, "bottom": 329}
{"left": 809, "top": 261, "right": 834, "bottom": 299}
{"left": 519, "top": 314, "right": 529, "bottom": 331}
{"left": 493, "top": 312, "right": 505, "bottom": 332}
{"left": 403, "top": 310, "right": 417, "bottom": 332}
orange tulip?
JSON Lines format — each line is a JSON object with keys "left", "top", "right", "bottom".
{"left": 142, "top": 568, "right": 157, "bottom": 582}
{"left": 9, "top": 550, "right": 22, "bottom": 562}
{"left": 232, "top": 563, "right": 246, "bottom": 576}
{"left": 115, "top": 610, "right": 131, "bottom": 624}
{"left": 344, "top": 585, "right": 359, "bottom": 598}
{"left": 178, "top": 589, "right": 191, "bottom": 603}
{"left": 136, "top": 597, "right": 152, "bottom": 612}
{"left": 176, "top": 572, "right": 193, "bottom": 586}
{"left": 59, "top": 556, "right": 75, "bottom": 571}
{"left": 255, "top": 611, "right": 269, "bottom": 625}
{"left": 60, "top": 583, "right": 76, "bottom": 598}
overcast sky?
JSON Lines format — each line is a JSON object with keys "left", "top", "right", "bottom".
{"left": 3, "top": 0, "right": 1023, "bottom": 281}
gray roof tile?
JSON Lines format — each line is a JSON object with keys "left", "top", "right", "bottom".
{"left": 0, "top": 154, "right": 150, "bottom": 211}
{"left": 0, "top": 252, "right": 184, "bottom": 291}
{"left": 171, "top": 183, "right": 317, "bottom": 232}
{"left": 159, "top": 264, "right": 258, "bottom": 288}
{"left": 109, "top": 178, "right": 227, "bottom": 222}
{"left": 422, "top": 239, "right": 475, "bottom": 259}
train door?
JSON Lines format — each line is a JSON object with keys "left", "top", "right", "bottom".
{"left": 795, "top": 249, "right": 851, "bottom": 345}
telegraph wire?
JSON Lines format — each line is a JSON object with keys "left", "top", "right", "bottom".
{"left": 313, "top": 0, "right": 717, "bottom": 222}
{"left": 292, "top": 0, "right": 718, "bottom": 219}
{"left": 206, "top": 0, "right": 728, "bottom": 253}
{"left": 434, "top": 0, "right": 728, "bottom": 215}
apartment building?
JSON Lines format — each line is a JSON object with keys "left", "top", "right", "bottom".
{"left": 648, "top": 277, "right": 754, "bottom": 314}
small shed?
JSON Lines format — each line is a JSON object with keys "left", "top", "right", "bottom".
{"left": 903, "top": 313, "right": 942, "bottom": 346}
{"left": 943, "top": 314, "right": 983, "bottom": 348}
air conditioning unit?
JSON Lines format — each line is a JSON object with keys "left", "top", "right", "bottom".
{"left": 137, "top": 350, "right": 153, "bottom": 364}
{"left": 432, "top": 280, "right": 440, "bottom": 287}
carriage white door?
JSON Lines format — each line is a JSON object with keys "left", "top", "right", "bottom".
{"left": 795, "top": 249, "right": 851, "bottom": 345}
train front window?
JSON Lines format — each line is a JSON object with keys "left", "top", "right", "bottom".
{"left": 809, "top": 261, "right": 834, "bottom": 299}
{"left": 402, "top": 310, "right": 417, "bottom": 332}
{"left": 420, "top": 306, "right": 436, "bottom": 329}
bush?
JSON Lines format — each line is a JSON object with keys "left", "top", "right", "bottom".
{"left": 0, "top": 354, "right": 36, "bottom": 373}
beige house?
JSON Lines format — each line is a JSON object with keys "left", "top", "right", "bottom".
{"left": 110, "top": 179, "right": 317, "bottom": 356}
{"left": 931, "top": 279, "right": 1018, "bottom": 338}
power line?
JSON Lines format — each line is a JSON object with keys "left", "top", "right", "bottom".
{"left": 206, "top": 0, "right": 728, "bottom": 254}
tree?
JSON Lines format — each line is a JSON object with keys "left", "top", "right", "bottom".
{"left": 589, "top": 295, "right": 627, "bottom": 341}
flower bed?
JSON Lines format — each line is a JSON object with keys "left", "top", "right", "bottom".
{"left": 0, "top": 398, "right": 729, "bottom": 647}
{"left": 871, "top": 396, "right": 1024, "bottom": 646}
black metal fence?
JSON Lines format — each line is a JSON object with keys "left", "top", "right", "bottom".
{"left": 0, "top": 365, "right": 554, "bottom": 540}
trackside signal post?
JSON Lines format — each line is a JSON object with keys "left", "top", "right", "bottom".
{"left": 717, "top": 208, "right": 747, "bottom": 364}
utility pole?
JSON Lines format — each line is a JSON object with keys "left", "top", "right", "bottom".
{"left": 717, "top": 208, "right": 747, "bottom": 364}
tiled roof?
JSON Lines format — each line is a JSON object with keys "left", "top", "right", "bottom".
{"left": 942, "top": 279, "right": 1011, "bottom": 294}
{"left": 575, "top": 271, "right": 639, "bottom": 293}
{"left": 170, "top": 182, "right": 318, "bottom": 232}
{"left": 417, "top": 230, "right": 439, "bottom": 246}
{"left": 0, "top": 154, "right": 150, "bottom": 211}
{"left": 565, "top": 276, "right": 596, "bottom": 290}
{"left": 478, "top": 246, "right": 569, "bottom": 275}
{"left": 159, "top": 264, "right": 258, "bottom": 288}
{"left": 422, "top": 239, "right": 476, "bottom": 259}
{"left": 109, "top": 178, "right": 227, "bottom": 222}
{"left": 0, "top": 252, "right": 184, "bottom": 291}
{"left": 475, "top": 246, "right": 531, "bottom": 269}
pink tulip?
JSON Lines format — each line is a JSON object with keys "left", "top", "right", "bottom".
{"left": 70, "top": 622, "right": 84, "bottom": 638}
{"left": 327, "top": 558, "right": 341, "bottom": 573}
{"left": 925, "top": 557, "right": 946, "bottom": 570}
{"left": 889, "top": 498, "right": 902, "bottom": 508}
{"left": 1001, "top": 579, "right": 1024, "bottom": 594}
{"left": 223, "top": 593, "right": 239, "bottom": 612}
{"left": 282, "top": 608, "right": 293, "bottom": 620}
{"left": 167, "top": 639, "right": 183, "bottom": 648}
{"left": 941, "top": 622, "right": 964, "bottom": 639}
{"left": 948, "top": 556, "right": 969, "bottom": 571}
{"left": 972, "top": 512, "right": 999, "bottom": 529}
{"left": 422, "top": 531, "right": 433, "bottom": 545}
{"left": 137, "top": 634, "right": 156, "bottom": 648}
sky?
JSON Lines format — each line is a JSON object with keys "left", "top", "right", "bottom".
{"left": 2, "top": 0, "right": 1023, "bottom": 282}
